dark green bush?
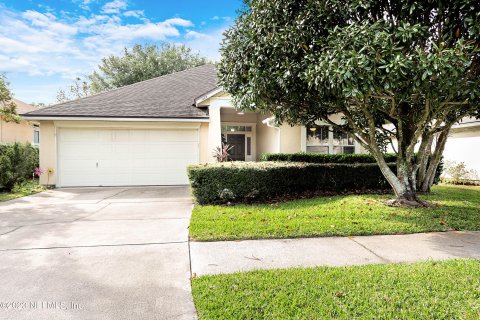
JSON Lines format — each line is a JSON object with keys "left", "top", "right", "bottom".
{"left": 261, "top": 152, "right": 443, "bottom": 185}
{"left": 188, "top": 162, "right": 395, "bottom": 204}
{"left": 260, "top": 152, "right": 397, "bottom": 163}
{"left": 0, "top": 143, "right": 39, "bottom": 191}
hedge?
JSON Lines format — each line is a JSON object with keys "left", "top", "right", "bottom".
{"left": 261, "top": 152, "right": 443, "bottom": 184}
{"left": 187, "top": 162, "right": 395, "bottom": 205}
{"left": 0, "top": 143, "right": 39, "bottom": 191}
{"left": 260, "top": 152, "right": 397, "bottom": 163}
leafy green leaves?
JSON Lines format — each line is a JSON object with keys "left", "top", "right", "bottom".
{"left": 0, "top": 74, "right": 20, "bottom": 123}
{"left": 88, "top": 43, "right": 209, "bottom": 94}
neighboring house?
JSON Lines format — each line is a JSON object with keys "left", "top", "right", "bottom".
{"left": 442, "top": 117, "right": 480, "bottom": 178}
{"left": 1, "top": 98, "right": 39, "bottom": 145}
{"left": 21, "top": 64, "right": 367, "bottom": 187}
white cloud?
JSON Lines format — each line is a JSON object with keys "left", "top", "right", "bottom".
{"left": 123, "top": 10, "right": 144, "bottom": 18}
{"left": 77, "top": 0, "right": 93, "bottom": 11}
{"left": 22, "top": 10, "right": 77, "bottom": 35}
{"left": 0, "top": 6, "right": 196, "bottom": 78}
{"left": 0, "top": 3, "right": 232, "bottom": 103}
{"left": 185, "top": 26, "right": 228, "bottom": 61}
{"left": 185, "top": 30, "right": 209, "bottom": 40}
{"left": 163, "top": 18, "right": 193, "bottom": 27}
{"left": 101, "top": 0, "right": 127, "bottom": 14}
{"left": 211, "top": 15, "right": 231, "bottom": 22}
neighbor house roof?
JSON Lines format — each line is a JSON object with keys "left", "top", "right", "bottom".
{"left": 22, "top": 64, "right": 218, "bottom": 119}
{"left": 12, "top": 98, "right": 36, "bottom": 114}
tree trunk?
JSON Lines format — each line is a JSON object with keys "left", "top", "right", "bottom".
{"left": 421, "top": 126, "right": 450, "bottom": 192}
{"left": 370, "top": 149, "right": 425, "bottom": 207}
{"left": 416, "top": 133, "right": 434, "bottom": 190}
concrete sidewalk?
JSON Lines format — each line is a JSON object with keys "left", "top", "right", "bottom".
{"left": 190, "top": 231, "right": 480, "bottom": 276}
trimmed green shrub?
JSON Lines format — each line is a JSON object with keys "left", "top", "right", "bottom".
{"left": 0, "top": 143, "right": 39, "bottom": 191}
{"left": 188, "top": 162, "right": 395, "bottom": 204}
{"left": 260, "top": 152, "right": 397, "bottom": 163}
{"left": 261, "top": 152, "right": 443, "bottom": 185}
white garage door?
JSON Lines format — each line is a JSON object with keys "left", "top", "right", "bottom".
{"left": 58, "top": 128, "right": 199, "bottom": 187}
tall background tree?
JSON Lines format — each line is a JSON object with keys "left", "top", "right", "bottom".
{"left": 56, "top": 77, "right": 91, "bottom": 103}
{"left": 219, "top": 0, "right": 480, "bottom": 206}
{"left": 0, "top": 74, "right": 19, "bottom": 123}
{"left": 57, "top": 43, "right": 209, "bottom": 102}
{"left": 89, "top": 43, "right": 208, "bottom": 94}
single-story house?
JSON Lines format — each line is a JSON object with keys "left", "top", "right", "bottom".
{"left": 22, "top": 64, "right": 368, "bottom": 187}
{"left": 1, "top": 98, "right": 39, "bottom": 145}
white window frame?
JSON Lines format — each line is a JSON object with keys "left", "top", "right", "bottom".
{"left": 305, "top": 124, "right": 357, "bottom": 154}
{"left": 33, "top": 125, "right": 40, "bottom": 146}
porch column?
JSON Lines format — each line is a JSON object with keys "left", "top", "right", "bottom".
{"left": 207, "top": 101, "right": 222, "bottom": 162}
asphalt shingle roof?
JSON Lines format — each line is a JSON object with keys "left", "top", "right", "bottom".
{"left": 23, "top": 64, "right": 218, "bottom": 119}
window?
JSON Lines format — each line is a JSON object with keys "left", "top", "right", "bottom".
{"left": 306, "top": 125, "right": 355, "bottom": 154}
{"left": 33, "top": 126, "right": 40, "bottom": 145}
{"left": 246, "top": 137, "right": 251, "bottom": 156}
{"left": 221, "top": 125, "right": 252, "bottom": 132}
{"left": 333, "top": 131, "right": 355, "bottom": 154}
{"left": 306, "top": 125, "right": 329, "bottom": 153}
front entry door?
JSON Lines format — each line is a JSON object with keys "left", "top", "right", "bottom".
{"left": 226, "top": 134, "right": 245, "bottom": 161}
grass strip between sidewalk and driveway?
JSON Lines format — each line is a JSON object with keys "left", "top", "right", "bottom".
{"left": 192, "top": 259, "right": 480, "bottom": 319}
{"left": 0, "top": 181, "right": 44, "bottom": 202}
{"left": 189, "top": 185, "right": 480, "bottom": 241}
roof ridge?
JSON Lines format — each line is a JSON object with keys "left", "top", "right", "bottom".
{"left": 31, "top": 63, "right": 217, "bottom": 113}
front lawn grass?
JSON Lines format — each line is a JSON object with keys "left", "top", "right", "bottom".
{"left": 0, "top": 180, "right": 44, "bottom": 202}
{"left": 190, "top": 185, "right": 480, "bottom": 241}
{"left": 192, "top": 259, "right": 480, "bottom": 319}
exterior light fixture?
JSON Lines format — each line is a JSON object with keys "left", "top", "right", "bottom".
{"left": 309, "top": 127, "right": 317, "bottom": 132}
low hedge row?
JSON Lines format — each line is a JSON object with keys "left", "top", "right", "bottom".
{"left": 260, "top": 152, "right": 397, "bottom": 163}
{"left": 261, "top": 152, "right": 443, "bottom": 184}
{"left": 187, "top": 162, "right": 395, "bottom": 205}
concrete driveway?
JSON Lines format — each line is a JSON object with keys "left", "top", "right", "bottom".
{"left": 0, "top": 187, "right": 196, "bottom": 320}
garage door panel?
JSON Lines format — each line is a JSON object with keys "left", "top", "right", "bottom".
{"left": 145, "top": 130, "right": 198, "bottom": 142}
{"left": 58, "top": 128, "right": 199, "bottom": 187}
{"left": 59, "top": 129, "right": 97, "bottom": 142}
{"left": 61, "top": 159, "right": 97, "bottom": 171}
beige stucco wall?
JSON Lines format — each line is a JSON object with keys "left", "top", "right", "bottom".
{"left": 221, "top": 110, "right": 258, "bottom": 123}
{"left": 256, "top": 113, "right": 279, "bottom": 159}
{"left": 0, "top": 117, "right": 35, "bottom": 144}
{"left": 199, "top": 122, "right": 209, "bottom": 163}
{"left": 279, "top": 124, "right": 302, "bottom": 153}
{"left": 37, "top": 120, "right": 208, "bottom": 186}
{"left": 38, "top": 121, "right": 56, "bottom": 185}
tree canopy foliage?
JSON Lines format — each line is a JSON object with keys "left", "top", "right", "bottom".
{"left": 219, "top": 0, "right": 480, "bottom": 205}
{"left": 56, "top": 43, "right": 209, "bottom": 102}
{"left": 89, "top": 43, "right": 208, "bottom": 94}
{"left": 0, "top": 74, "right": 19, "bottom": 123}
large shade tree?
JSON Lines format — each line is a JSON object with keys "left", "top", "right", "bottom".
{"left": 219, "top": 0, "right": 480, "bottom": 206}
{"left": 89, "top": 43, "right": 208, "bottom": 94}
{"left": 57, "top": 43, "right": 209, "bottom": 102}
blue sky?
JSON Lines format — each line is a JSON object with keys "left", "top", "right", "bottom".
{"left": 0, "top": 0, "right": 242, "bottom": 104}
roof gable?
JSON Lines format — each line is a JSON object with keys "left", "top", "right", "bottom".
{"left": 24, "top": 64, "right": 218, "bottom": 119}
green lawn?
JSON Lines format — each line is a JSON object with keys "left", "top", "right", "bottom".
{"left": 192, "top": 259, "right": 480, "bottom": 319}
{"left": 190, "top": 185, "right": 480, "bottom": 241}
{"left": 0, "top": 180, "right": 44, "bottom": 202}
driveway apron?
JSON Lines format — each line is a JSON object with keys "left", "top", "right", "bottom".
{"left": 0, "top": 187, "right": 196, "bottom": 320}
